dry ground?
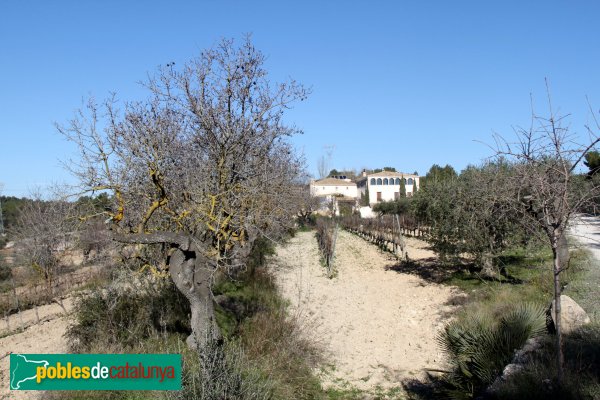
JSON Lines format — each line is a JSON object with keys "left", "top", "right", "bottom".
{"left": 270, "top": 229, "right": 461, "bottom": 393}
{"left": 0, "top": 300, "right": 72, "bottom": 400}
{"left": 0, "top": 229, "right": 463, "bottom": 397}
{"left": 0, "top": 245, "right": 96, "bottom": 399}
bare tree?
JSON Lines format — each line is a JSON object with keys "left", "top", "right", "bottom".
{"left": 12, "top": 190, "right": 76, "bottom": 302}
{"left": 493, "top": 86, "right": 600, "bottom": 382}
{"left": 316, "top": 155, "right": 328, "bottom": 179}
{"left": 57, "top": 37, "right": 309, "bottom": 348}
{"left": 295, "top": 183, "right": 320, "bottom": 225}
{"left": 316, "top": 145, "right": 335, "bottom": 178}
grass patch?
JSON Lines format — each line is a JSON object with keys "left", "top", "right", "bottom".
{"left": 441, "top": 243, "right": 560, "bottom": 310}
{"left": 488, "top": 323, "right": 600, "bottom": 400}
{"left": 404, "top": 240, "right": 598, "bottom": 399}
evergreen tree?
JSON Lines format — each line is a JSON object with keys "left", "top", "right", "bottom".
{"left": 421, "top": 164, "right": 458, "bottom": 187}
{"left": 400, "top": 176, "right": 406, "bottom": 197}
{"left": 584, "top": 150, "right": 600, "bottom": 176}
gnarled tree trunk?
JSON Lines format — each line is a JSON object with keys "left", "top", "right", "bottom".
{"left": 112, "top": 231, "right": 221, "bottom": 349}
{"left": 168, "top": 248, "right": 220, "bottom": 348}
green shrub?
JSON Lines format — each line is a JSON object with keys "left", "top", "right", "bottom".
{"left": 438, "top": 303, "right": 547, "bottom": 399}
{"left": 297, "top": 213, "right": 317, "bottom": 230}
{"left": 489, "top": 323, "right": 600, "bottom": 400}
{"left": 0, "top": 255, "right": 12, "bottom": 282}
{"left": 373, "top": 198, "right": 411, "bottom": 215}
{"left": 66, "top": 274, "right": 190, "bottom": 352}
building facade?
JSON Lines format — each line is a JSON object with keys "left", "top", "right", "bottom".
{"left": 366, "top": 171, "right": 420, "bottom": 205}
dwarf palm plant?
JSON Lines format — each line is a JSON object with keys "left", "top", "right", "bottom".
{"left": 437, "top": 303, "right": 546, "bottom": 399}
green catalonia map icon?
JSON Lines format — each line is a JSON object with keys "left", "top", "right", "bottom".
{"left": 10, "top": 354, "right": 49, "bottom": 390}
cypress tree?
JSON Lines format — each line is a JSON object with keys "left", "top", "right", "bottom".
{"left": 400, "top": 176, "right": 406, "bottom": 197}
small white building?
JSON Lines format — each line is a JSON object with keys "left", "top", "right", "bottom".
{"left": 367, "top": 171, "right": 420, "bottom": 205}
{"left": 310, "top": 177, "right": 358, "bottom": 199}
{"left": 309, "top": 177, "right": 358, "bottom": 216}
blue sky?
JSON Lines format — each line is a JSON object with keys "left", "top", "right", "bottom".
{"left": 1, "top": 1, "right": 599, "bottom": 196}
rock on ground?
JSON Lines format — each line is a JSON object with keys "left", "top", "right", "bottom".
{"left": 551, "top": 294, "right": 591, "bottom": 334}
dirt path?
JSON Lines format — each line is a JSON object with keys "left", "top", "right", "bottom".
{"left": 271, "top": 230, "right": 460, "bottom": 393}
{"left": 569, "top": 214, "right": 600, "bottom": 261}
{"left": 0, "top": 300, "right": 72, "bottom": 399}
{"left": 568, "top": 215, "right": 600, "bottom": 322}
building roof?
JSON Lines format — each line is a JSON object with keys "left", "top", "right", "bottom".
{"left": 312, "top": 177, "right": 357, "bottom": 186}
{"left": 368, "top": 171, "right": 419, "bottom": 178}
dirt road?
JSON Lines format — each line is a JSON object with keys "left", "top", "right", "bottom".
{"left": 568, "top": 215, "right": 600, "bottom": 322}
{"left": 569, "top": 214, "right": 600, "bottom": 261}
{"left": 271, "top": 230, "right": 460, "bottom": 393}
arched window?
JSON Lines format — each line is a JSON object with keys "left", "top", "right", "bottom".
{"left": 370, "top": 178, "right": 376, "bottom": 185}
{"left": 407, "top": 178, "right": 414, "bottom": 185}
{"left": 383, "top": 178, "right": 388, "bottom": 185}
{"left": 395, "top": 178, "right": 401, "bottom": 185}
{"left": 377, "top": 178, "right": 382, "bottom": 185}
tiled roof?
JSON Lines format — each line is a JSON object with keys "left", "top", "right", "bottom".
{"left": 312, "top": 177, "right": 357, "bottom": 186}
{"left": 368, "top": 171, "right": 419, "bottom": 178}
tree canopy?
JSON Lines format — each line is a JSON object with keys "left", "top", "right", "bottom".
{"left": 584, "top": 150, "right": 600, "bottom": 176}
{"left": 420, "top": 164, "right": 457, "bottom": 187}
{"left": 412, "top": 161, "right": 524, "bottom": 273}
{"left": 58, "top": 37, "right": 310, "bottom": 347}
{"left": 372, "top": 166, "right": 397, "bottom": 173}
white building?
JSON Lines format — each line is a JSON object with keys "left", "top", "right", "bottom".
{"left": 309, "top": 177, "right": 358, "bottom": 216}
{"left": 366, "top": 171, "right": 420, "bottom": 205}
{"left": 310, "top": 177, "right": 358, "bottom": 199}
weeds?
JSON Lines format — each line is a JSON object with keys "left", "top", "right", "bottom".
{"left": 487, "top": 323, "right": 600, "bottom": 399}
{"left": 66, "top": 271, "right": 190, "bottom": 352}
{"left": 62, "top": 237, "right": 325, "bottom": 399}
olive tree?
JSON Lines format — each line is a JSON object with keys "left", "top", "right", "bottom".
{"left": 58, "top": 38, "right": 309, "bottom": 348}
{"left": 412, "top": 161, "right": 522, "bottom": 275}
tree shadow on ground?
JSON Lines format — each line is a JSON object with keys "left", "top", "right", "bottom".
{"left": 385, "top": 257, "right": 523, "bottom": 285}
{"left": 402, "top": 373, "right": 448, "bottom": 400}
{"left": 384, "top": 257, "right": 466, "bottom": 284}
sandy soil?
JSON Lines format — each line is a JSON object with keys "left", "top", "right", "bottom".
{"left": 0, "top": 299, "right": 72, "bottom": 399}
{"left": 0, "top": 297, "right": 73, "bottom": 336}
{"left": 270, "top": 229, "right": 461, "bottom": 393}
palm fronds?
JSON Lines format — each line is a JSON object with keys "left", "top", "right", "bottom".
{"left": 437, "top": 303, "right": 546, "bottom": 399}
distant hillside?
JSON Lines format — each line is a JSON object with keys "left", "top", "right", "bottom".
{"left": 1, "top": 196, "right": 30, "bottom": 232}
